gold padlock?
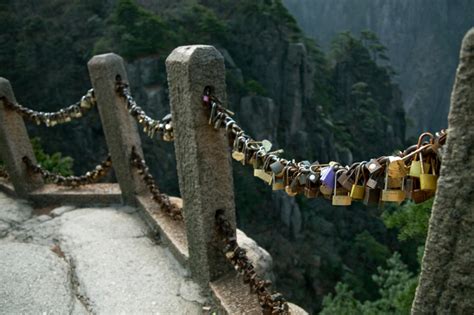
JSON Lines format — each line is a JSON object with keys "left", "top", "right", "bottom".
{"left": 381, "top": 162, "right": 406, "bottom": 203}
{"left": 409, "top": 132, "right": 433, "bottom": 177}
{"left": 420, "top": 156, "right": 438, "bottom": 191}
{"left": 387, "top": 156, "right": 408, "bottom": 178}
{"left": 333, "top": 170, "right": 352, "bottom": 206}
{"left": 350, "top": 163, "right": 366, "bottom": 200}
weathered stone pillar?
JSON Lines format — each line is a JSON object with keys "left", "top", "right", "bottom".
{"left": 166, "top": 45, "right": 236, "bottom": 286}
{"left": 412, "top": 28, "right": 474, "bottom": 314}
{"left": 0, "top": 78, "right": 43, "bottom": 197}
{"left": 88, "top": 53, "right": 147, "bottom": 206}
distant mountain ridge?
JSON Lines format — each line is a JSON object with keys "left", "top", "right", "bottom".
{"left": 283, "top": 0, "right": 474, "bottom": 137}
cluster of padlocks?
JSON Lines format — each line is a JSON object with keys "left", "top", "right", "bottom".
{"left": 203, "top": 91, "right": 446, "bottom": 206}
{"left": 116, "top": 80, "right": 174, "bottom": 141}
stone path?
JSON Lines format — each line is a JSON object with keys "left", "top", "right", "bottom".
{"left": 0, "top": 192, "right": 206, "bottom": 314}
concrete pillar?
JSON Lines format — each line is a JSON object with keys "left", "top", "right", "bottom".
{"left": 166, "top": 45, "right": 236, "bottom": 285}
{"left": 0, "top": 78, "right": 43, "bottom": 197}
{"left": 87, "top": 53, "right": 147, "bottom": 205}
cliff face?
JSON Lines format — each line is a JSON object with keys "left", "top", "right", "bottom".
{"left": 283, "top": 0, "right": 474, "bottom": 137}
{"left": 3, "top": 0, "right": 408, "bottom": 312}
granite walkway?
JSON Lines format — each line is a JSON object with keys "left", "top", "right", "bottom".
{"left": 0, "top": 192, "right": 206, "bottom": 314}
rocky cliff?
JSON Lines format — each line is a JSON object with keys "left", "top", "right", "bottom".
{"left": 283, "top": 0, "right": 474, "bottom": 138}
{"left": 2, "top": 0, "right": 408, "bottom": 312}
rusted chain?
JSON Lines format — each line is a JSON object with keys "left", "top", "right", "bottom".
{"left": 130, "top": 147, "right": 183, "bottom": 220}
{"left": 23, "top": 155, "right": 112, "bottom": 187}
{"left": 1, "top": 89, "right": 96, "bottom": 127}
{"left": 116, "top": 80, "right": 174, "bottom": 142}
{"left": 215, "top": 212, "right": 290, "bottom": 314}
{"left": 203, "top": 88, "right": 447, "bottom": 203}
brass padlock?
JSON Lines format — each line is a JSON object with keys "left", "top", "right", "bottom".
{"left": 420, "top": 156, "right": 438, "bottom": 191}
{"left": 387, "top": 156, "right": 408, "bottom": 178}
{"left": 381, "top": 162, "right": 406, "bottom": 203}
{"left": 254, "top": 154, "right": 273, "bottom": 185}
{"left": 409, "top": 132, "right": 434, "bottom": 177}
{"left": 350, "top": 163, "right": 366, "bottom": 200}
{"left": 333, "top": 170, "right": 352, "bottom": 206}
{"left": 232, "top": 133, "right": 245, "bottom": 162}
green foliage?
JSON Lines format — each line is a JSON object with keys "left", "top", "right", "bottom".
{"left": 328, "top": 31, "right": 404, "bottom": 159}
{"left": 31, "top": 138, "right": 74, "bottom": 176}
{"left": 94, "top": 0, "right": 176, "bottom": 59}
{"left": 244, "top": 79, "right": 267, "bottom": 96}
{"left": 383, "top": 199, "right": 433, "bottom": 243}
{"left": 322, "top": 253, "right": 417, "bottom": 315}
{"left": 342, "top": 231, "right": 391, "bottom": 300}
{"left": 170, "top": 4, "right": 228, "bottom": 45}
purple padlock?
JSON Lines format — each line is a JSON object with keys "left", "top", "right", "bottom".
{"left": 320, "top": 166, "right": 336, "bottom": 189}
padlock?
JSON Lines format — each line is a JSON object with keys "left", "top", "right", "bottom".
{"left": 409, "top": 132, "right": 433, "bottom": 177}
{"left": 367, "top": 158, "right": 383, "bottom": 174}
{"left": 363, "top": 185, "right": 381, "bottom": 206}
{"left": 350, "top": 163, "right": 366, "bottom": 200}
{"left": 387, "top": 156, "right": 408, "bottom": 178}
{"left": 332, "top": 170, "right": 352, "bottom": 206}
{"left": 338, "top": 163, "right": 358, "bottom": 191}
{"left": 272, "top": 172, "right": 285, "bottom": 191}
{"left": 304, "top": 172, "right": 319, "bottom": 198}
{"left": 381, "top": 162, "right": 406, "bottom": 203}
{"left": 320, "top": 166, "right": 336, "bottom": 189}
{"left": 284, "top": 166, "right": 298, "bottom": 196}
{"left": 420, "top": 156, "right": 438, "bottom": 191}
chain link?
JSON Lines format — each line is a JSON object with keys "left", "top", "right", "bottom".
{"left": 130, "top": 148, "right": 183, "bottom": 220}
{"left": 215, "top": 212, "right": 290, "bottom": 314}
{"left": 23, "top": 155, "right": 112, "bottom": 187}
{"left": 1, "top": 89, "right": 96, "bottom": 127}
{"left": 116, "top": 80, "right": 174, "bottom": 142}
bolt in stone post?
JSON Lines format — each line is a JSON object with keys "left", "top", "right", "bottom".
{"left": 0, "top": 78, "right": 43, "bottom": 198}
{"left": 166, "top": 46, "right": 236, "bottom": 286}
{"left": 88, "top": 53, "right": 147, "bottom": 206}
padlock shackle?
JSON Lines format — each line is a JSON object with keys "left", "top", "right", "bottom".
{"left": 334, "top": 169, "right": 346, "bottom": 196}
{"left": 417, "top": 132, "right": 434, "bottom": 148}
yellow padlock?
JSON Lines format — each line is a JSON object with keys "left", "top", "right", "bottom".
{"left": 420, "top": 156, "right": 438, "bottom": 191}
{"left": 409, "top": 132, "right": 433, "bottom": 177}
{"left": 350, "top": 163, "right": 366, "bottom": 200}
{"left": 381, "top": 162, "right": 406, "bottom": 203}
{"left": 333, "top": 170, "right": 352, "bottom": 206}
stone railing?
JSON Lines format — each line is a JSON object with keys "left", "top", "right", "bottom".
{"left": 0, "top": 46, "right": 306, "bottom": 314}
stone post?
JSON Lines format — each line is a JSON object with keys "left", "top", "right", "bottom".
{"left": 166, "top": 45, "right": 236, "bottom": 286}
{"left": 0, "top": 78, "right": 43, "bottom": 197}
{"left": 412, "top": 28, "right": 474, "bottom": 313}
{"left": 87, "top": 53, "right": 147, "bottom": 206}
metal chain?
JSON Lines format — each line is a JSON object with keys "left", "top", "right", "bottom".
{"left": 202, "top": 88, "right": 448, "bottom": 201}
{"left": 23, "top": 155, "right": 112, "bottom": 187}
{"left": 116, "top": 80, "right": 174, "bottom": 142}
{"left": 1, "top": 89, "right": 96, "bottom": 127}
{"left": 215, "top": 212, "right": 290, "bottom": 315}
{"left": 130, "top": 148, "right": 183, "bottom": 220}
